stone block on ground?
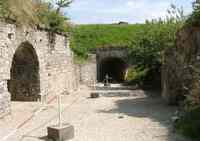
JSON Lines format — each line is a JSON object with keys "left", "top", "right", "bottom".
{"left": 90, "top": 92, "right": 99, "bottom": 98}
{"left": 47, "top": 123, "right": 74, "bottom": 141}
{"left": 104, "top": 83, "right": 111, "bottom": 87}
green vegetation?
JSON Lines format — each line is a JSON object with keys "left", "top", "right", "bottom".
{"left": 187, "top": 0, "right": 200, "bottom": 26}
{"left": 39, "top": 0, "right": 72, "bottom": 32}
{"left": 71, "top": 24, "right": 146, "bottom": 58}
{"left": 71, "top": 5, "right": 184, "bottom": 86}
{"left": 71, "top": 22, "right": 180, "bottom": 58}
{"left": 71, "top": 22, "right": 179, "bottom": 86}
{"left": 0, "top": 0, "right": 71, "bottom": 32}
{"left": 1, "top": 0, "right": 200, "bottom": 140}
{"left": 125, "top": 67, "right": 149, "bottom": 85}
{"left": 37, "top": 3, "right": 70, "bottom": 32}
{"left": 71, "top": 6, "right": 200, "bottom": 137}
{"left": 175, "top": 107, "right": 200, "bottom": 141}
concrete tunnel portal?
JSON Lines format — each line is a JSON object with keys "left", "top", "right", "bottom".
{"left": 98, "top": 57, "right": 128, "bottom": 83}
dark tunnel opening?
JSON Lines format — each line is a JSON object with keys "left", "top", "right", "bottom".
{"left": 98, "top": 57, "right": 128, "bottom": 83}
{"left": 8, "top": 42, "right": 40, "bottom": 101}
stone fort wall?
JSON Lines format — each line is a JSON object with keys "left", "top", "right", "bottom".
{"left": 0, "top": 22, "right": 79, "bottom": 117}
{"left": 79, "top": 54, "right": 97, "bottom": 86}
{"left": 162, "top": 26, "right": 200, "bottom": 104}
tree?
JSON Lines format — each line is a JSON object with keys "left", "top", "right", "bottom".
{"left": 193, "top": 0, "right": 200, "bottom": 13}
{"left": 36, "top": 0, "right": 71, "bottom": 32}
{"left": 55, "top": 0, "right": 73, "bottom": 13}
{"left": 187, "top": 0, "right": 200, "bottom": 25}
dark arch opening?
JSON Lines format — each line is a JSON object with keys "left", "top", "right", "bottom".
{"left": 98, "top": 57, "right": 128, "bottom": 83}
{"left": 8, "top": 42, "right": 40, "bottom": 101}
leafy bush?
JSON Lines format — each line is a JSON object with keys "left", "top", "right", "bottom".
{"left": 36, "top": 0, "right": 71, "bottom": 32}
{"left": 38, "top": 8, "right": 69, "bottom": 32}
{"left": 0, "top": 0, "right": 71, "bottom": 32}
{"left": 125, "top": 67, "right": 149, "bottom": 85}
{"left": 175, "top": 107, "right": 200, "bottom": 141}
{"left": 187, "top": 0, "right": 200, "bottom": 26}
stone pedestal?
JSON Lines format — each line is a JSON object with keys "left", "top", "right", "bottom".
{"left": 47, "top": 123, "right": 74, "bottom": 141}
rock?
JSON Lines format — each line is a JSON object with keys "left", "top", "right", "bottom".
{"left": 90, "top": 92, "right": 99, "bottom": 98}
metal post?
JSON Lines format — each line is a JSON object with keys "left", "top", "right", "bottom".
{"left": 93, "top": 79, "right": 96, "bottom": 90}
{"left": 58, "top": 94, "right": 62, "bottom": 127}
{"left": 48, "top": 93, "right": 75, "bottom": 140}
{"left": 42, "top": 94, "right": 47, "bottom": 106}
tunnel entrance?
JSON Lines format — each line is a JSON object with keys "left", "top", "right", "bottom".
{"left": 98, "top": 57, "right": 128, "bottom": 83}
{"left": 8, "top": 42, "right": 40, "bottom": 101}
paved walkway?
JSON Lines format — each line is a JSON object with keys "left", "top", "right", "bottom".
{"left": 0, "top": 86, "right": 188, "bottom": 141}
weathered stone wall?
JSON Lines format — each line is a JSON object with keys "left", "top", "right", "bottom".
{"left": 0, "top": 80, "right": 10, "bottom": 117}
{"left": 162, "top": 26, "right": 200, "bottom": 104}
{"left": 74, "top": 63, "right": 81, "bottom": 87}
{"left": 79, "top": 54, "right": 97, "bottom": 86}
{"left": 96, "top": 47, "right": 128, "bottom": 62}
{"left": 0, "top": 22, "right": 79, "bottom": 117}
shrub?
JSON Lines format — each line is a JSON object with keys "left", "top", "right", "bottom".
{"left": 0, "top": 0, "right": 71, "bottom": 32}
{"left": 126, "top": 67, "right": 149, "bottom": 84}
{"left": 38, "top": 9, "right": 70, "bottom": 32}
{"left": 187, "top": 0, "right": 200, "bottom": 26}
{"left": 175, "top": 107, "right": 200, "bottom": 141}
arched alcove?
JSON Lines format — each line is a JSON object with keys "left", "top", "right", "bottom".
{"left": 8, "top": 42, "right": 40, "bottom": 101}
{"left": 98, "top": 57, "right": 128, "bottom": 83}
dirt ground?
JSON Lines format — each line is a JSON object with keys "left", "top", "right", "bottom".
{"left": 0, "top": 86, "right": 188, "bottom": 141}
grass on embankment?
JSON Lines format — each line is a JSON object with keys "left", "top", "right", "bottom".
{"left": 70, "top": 23, "right": 179, "bottom": 84}
{"left": 70, "top": 23, "right": 178, "bottom": 59}
{"left": 70, "top": 24, "right": 140, "bottom": 58}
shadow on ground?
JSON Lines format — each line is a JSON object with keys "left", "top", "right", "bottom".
{"left": 19, "top": 135, "right": 49, "bottom": 141}
{"left": 98, "top": 96, "right": 176, "bottom": 122}
{"left": 96, "top": 90, "right": 186, "bottom": 141}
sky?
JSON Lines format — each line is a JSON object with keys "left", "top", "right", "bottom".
{"left": 64, "top": 0, "right": 195, "bottom": 24}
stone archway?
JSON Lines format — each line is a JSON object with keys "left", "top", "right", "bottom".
{"left": 98, "top": 57, "right": 128, "bottom": 83}
{"left": 8, "top": 42, "right": 40, "bottom": 101}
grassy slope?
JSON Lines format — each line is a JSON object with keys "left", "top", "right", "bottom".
{"left": 70, "top": 24, "right": 147, "bottom": 57}
{"left": 70, "top": 23, "right": 177, "bottom": 59}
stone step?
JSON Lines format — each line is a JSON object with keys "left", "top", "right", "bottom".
{"left": 95, "top": 86, "right": 137, "bottom": 90}
{"left": 95, "top": 84, "right": 138, "bottom": 90}
{"left": 91, "top": 90, "right": 139, "bottom": 97}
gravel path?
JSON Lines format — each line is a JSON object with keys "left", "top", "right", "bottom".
{"left": 0, "top": 86, "right": 188, "bottom": 141}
